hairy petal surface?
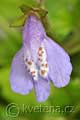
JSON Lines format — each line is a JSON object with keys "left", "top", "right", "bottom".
{"left": 44, "top": 37, "right": 72, "bottom": 88}
{"left": 34, "top": 78, "right": 50, "bottom": 102}
{"left": 10, "top": 48, "right": 33, "bottom": 94}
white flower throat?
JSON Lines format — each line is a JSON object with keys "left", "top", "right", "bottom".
{"left": 24, "top": 43, "right": 49, "bottom": 81}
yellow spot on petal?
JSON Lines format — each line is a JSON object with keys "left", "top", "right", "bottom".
{"left": 41, "top": 70, "right": 46, "bottom": 75}
{"left": 39, "top": 47, "right": 43, "bottom": 51}
{"left": 31, "top": 71, "right": 36, "bottom": 75}
{"left": 28, "top": 61, "right": 32, "bottom": 65}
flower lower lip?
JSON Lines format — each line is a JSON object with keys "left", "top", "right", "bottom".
{"left": 24, "top": 43, "right": 49, "bottom": 81}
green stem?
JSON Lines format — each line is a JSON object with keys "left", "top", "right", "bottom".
{"left": 35, "top": 0, "right": 45, "bottom": 8}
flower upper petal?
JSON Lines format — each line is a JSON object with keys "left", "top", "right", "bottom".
{"left": 34, "top": 78, "right": 50, "bottom": 102}
{"left": 10, "top": 48, "right": 33, "bottom": 94}
{"left": 44, "top": 37, "right": 72, "bottom": 88}
{"left": 23, "top": 15, "right": 46, "bottom": 62}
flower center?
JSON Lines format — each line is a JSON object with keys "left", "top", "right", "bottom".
{"left": 24, "top": 43, "right": 49, "bottom": 81}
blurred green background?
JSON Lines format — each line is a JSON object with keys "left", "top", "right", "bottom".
{"left": 0, "top": 0, "right": 80, "bottom": 120}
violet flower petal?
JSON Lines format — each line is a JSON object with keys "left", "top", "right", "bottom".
{"left": 34, "top": 78, "right": 50, "bottom": 102}
{"left": 23, "top": 15, "right": 46, "bottom": 62}
{"left": 44, "top": 37, "right": 72, "bottom": 88}
{"left": 10, "top": 48, "right": 33, "bottom": 94}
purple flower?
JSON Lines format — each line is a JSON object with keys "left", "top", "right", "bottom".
{"left": 10, "top": 15, "right": 72, "bottom": 102}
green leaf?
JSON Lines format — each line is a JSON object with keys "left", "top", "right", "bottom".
{"left": 10, "top": 15, "right": 27, "bottom": 27}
